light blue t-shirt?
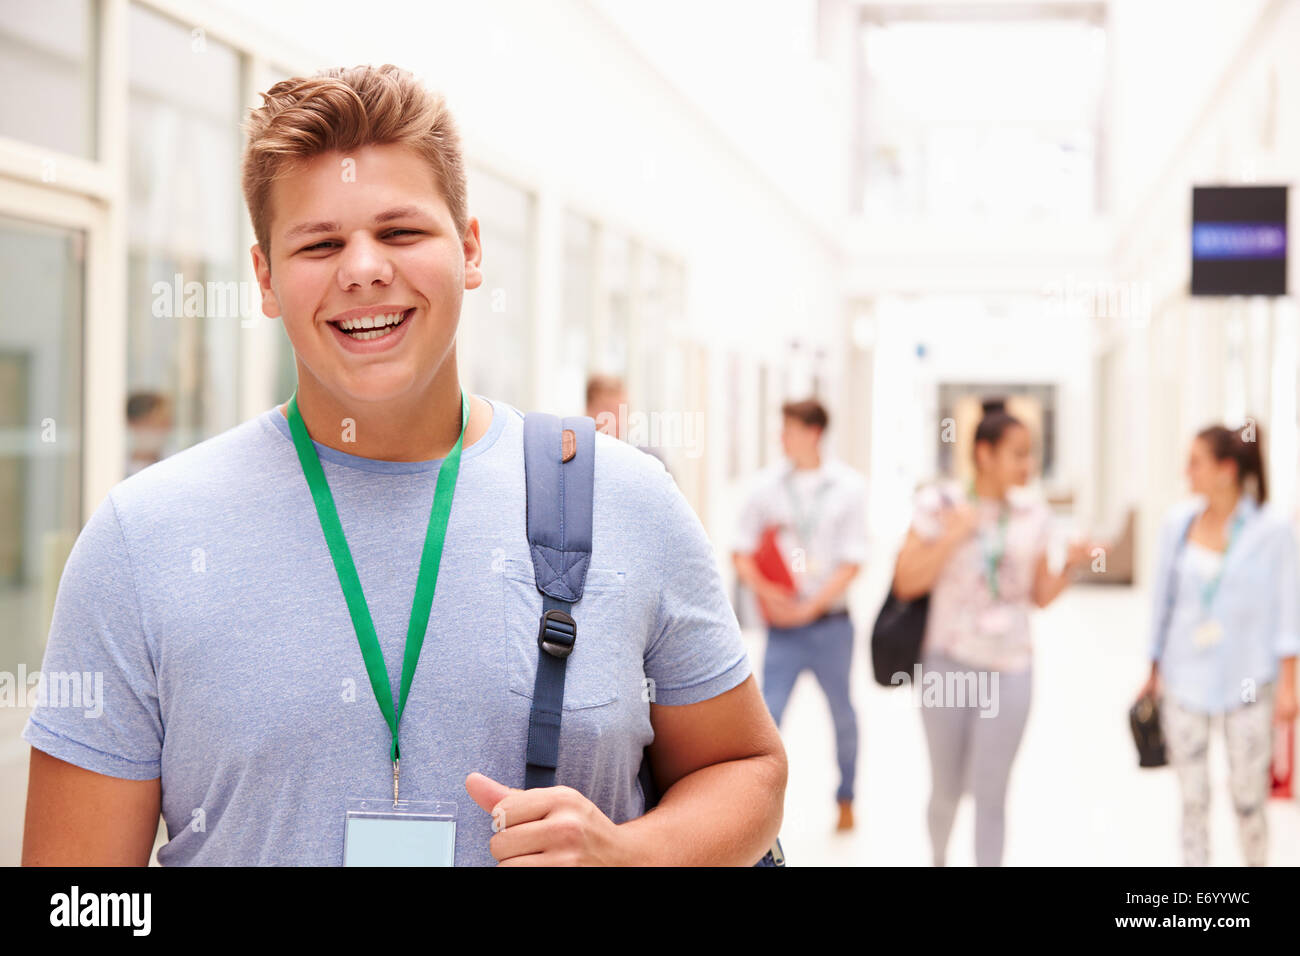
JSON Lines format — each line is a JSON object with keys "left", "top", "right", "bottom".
{"left": 23, "top": 395, "right": 751, "bottom": 865}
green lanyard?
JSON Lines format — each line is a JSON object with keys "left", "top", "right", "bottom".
{"left": 1197, "top": 511, "right": 1246, "bottom": 613}
{"left": 286, "top": 388, "right": 468, "bottom": 802}
{"left": 968, "top": 483, "right": 1010, "bottom": 600}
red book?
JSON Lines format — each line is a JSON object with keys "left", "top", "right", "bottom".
{"left": 1272, "top": 721, "right": 1293, "bottom": 799}
{"left": 753, "top": 525, "right": 796, "bottom": 623}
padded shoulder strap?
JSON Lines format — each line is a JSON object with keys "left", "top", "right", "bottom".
{"left": 521, "top": 412, "right": 596, "bottom": 789}
{"left": 523, "top": 413, "right": 596, "bottom": 601}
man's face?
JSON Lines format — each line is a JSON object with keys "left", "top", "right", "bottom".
{"left": 252, "top": 142, "right": 482, "bottom": 406}
{"left": 129, "top": 404, "right": 173, "bottom": 456}
{"left": 780, "top": 416, "right": 820, "bottom": 460}
{"left": 589, "top": 387, "right": 628, "bottom": 437}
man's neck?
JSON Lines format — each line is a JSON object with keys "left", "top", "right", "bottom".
{"left": 279, "top": 367, "right": 489, "bottom": 462}
{"left": 791, "top": 450, "right": 822, "bottom": 471}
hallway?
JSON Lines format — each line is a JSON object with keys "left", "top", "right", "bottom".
{"left": 757, "top": 584, "right": 1300, "bottom": 866}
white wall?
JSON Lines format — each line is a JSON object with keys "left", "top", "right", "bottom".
{"left": 1106, "top": 0, "right": 1272, "bottom": 219}
{"left": 1108, "top": 0, "right": 1300, "bottom": 586}
{"left": 203, "top": 0, "right": 850, "bottom": 541}
{"left": 588, "top": 0, "right": 856, "bottom": 228}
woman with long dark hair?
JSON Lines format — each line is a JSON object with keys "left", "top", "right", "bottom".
{"left": 894, "top": 398, "right": 1091, "bottom": 866}
{"left": 1138, "top": 422, "right": 1299, "bottom": 866}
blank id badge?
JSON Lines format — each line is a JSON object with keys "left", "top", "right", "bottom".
{"left": 343, "top": 798, "right": 457, "bottom": 866}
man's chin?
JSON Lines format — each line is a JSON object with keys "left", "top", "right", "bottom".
{"left": 316, "top": 368, "right": 428, "bottom": 410}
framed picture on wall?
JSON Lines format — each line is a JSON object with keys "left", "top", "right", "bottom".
{"left": 936, "top": 382, "right": 1057, "bottom": 484}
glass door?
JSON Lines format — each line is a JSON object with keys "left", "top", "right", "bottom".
{"left": 0, "top": 213, "right": 84, "bottom": 677}
{"left": 0, "top": 200, "right": 91, "bottom": 868}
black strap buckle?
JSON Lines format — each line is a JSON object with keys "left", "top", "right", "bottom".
{"left": 537, "top": 609, "right": 576, "bottom": 659}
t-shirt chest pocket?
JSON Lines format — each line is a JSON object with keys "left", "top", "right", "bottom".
{"left": 500, "top": 557, "right": 626, "bottom": 709}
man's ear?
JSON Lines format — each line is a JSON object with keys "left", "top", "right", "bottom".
{"left": 251, "top": 244, "right": 281, "bottom": 318}
{"left": 462, "top": 216, "right": 483, "bottom": 291}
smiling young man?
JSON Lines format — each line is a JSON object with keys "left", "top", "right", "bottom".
{"left": 22, "top": 64, "right": 786, "bottom": 866}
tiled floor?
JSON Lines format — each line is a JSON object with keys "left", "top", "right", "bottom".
{"left": 755, "top": 583, "right": 1300, "bottom": 867}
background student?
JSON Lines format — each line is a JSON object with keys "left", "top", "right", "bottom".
{"left": 894, "top": 398, "right": 1091, "bottom": 866}
{"left": 1138, "top": 422, "right": 1299, "bottom": 866}
{"left": 733, "top": 398, "right": 868, "bottom": 832}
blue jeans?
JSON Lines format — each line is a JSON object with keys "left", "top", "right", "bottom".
{"left": 762, "top": 611, "right": 859, "bottom": 802}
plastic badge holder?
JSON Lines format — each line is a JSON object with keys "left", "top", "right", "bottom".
{"left": 343, "top": 798, "right": 457, "bottom": 867}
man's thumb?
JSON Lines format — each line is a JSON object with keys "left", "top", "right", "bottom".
{"left": 465, "top": 771, "right": 513, "bottom": 815}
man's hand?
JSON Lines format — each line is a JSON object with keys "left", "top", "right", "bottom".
{"left": 465, "top": 772, "right": 634, "bottom": 866}
{"left": 763, "top": 593, "right": 819, "bottom": 629}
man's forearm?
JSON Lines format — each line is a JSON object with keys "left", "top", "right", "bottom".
{"left": 732, "top": 552, "right": 764, "bottom": 591}
{"left": 808, "top": 563, "right": 860, "bottom": 616}
{"left": 733, "top": 552, "right": 790, "bottom": 601}
{"left": 614, "top": 752, "right": 786, "bottom": 865}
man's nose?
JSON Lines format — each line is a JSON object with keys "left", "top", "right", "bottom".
{"left": 337, "top": 233, "right": 394, "bottom": 288}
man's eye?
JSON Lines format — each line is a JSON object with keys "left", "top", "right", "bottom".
{"left": 298, "top": 230, "right": 420, "bottom": 253}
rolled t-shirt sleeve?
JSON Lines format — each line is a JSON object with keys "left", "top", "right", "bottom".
{"left": 646, "top": 475, "right": 753, "bottom": 706}
{"left": 21, "top": 492, "right": 163, "bottom": 780}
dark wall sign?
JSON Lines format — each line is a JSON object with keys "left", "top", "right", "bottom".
{"left": 1191, "top": 185, "right": 1288, "bottom": 296}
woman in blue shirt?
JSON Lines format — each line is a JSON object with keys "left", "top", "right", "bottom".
{"left": 1138, "top": 423, "right": 1299, "bottom": 866}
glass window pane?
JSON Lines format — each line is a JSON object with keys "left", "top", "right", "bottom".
{"left": 461, "top": 168, "right": 534, "bottom": 408}
{"left": 559, "top": 212, "right": 595, "bottom": 412}
{"left": 635, "top": 248, "right": 666, "bottom": 413}
{"left": 600, "top": 231, "right": 632, "bottom": 376}
{"left": 0, "top": 214, "right": 83, "bottom": 675}
{"left": 0, "top": 0, "right": 97, "bottom": 158}
{"left": 126, "top": 4, "right": 243, "bottom": 462}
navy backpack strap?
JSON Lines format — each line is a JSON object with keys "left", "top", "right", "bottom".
{"left": 521, "top": 412, "right": 595, "bottom": 789}
{"left": 519, "top": 411, "right": 785, "bottom": 866}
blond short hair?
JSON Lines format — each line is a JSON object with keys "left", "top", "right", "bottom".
{"left": 241, "top": 63, "right": 468, "bottom": 259}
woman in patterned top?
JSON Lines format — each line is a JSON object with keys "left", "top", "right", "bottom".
{"left": 894, "top": 398, "right": 1092, "bottom": 866}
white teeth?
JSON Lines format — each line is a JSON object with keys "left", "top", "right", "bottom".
{"left": 337, "top": 311, "right": 405, "bottom": 331}
{"left": 351, "top": 327, "right": 395, "bottom": 343}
